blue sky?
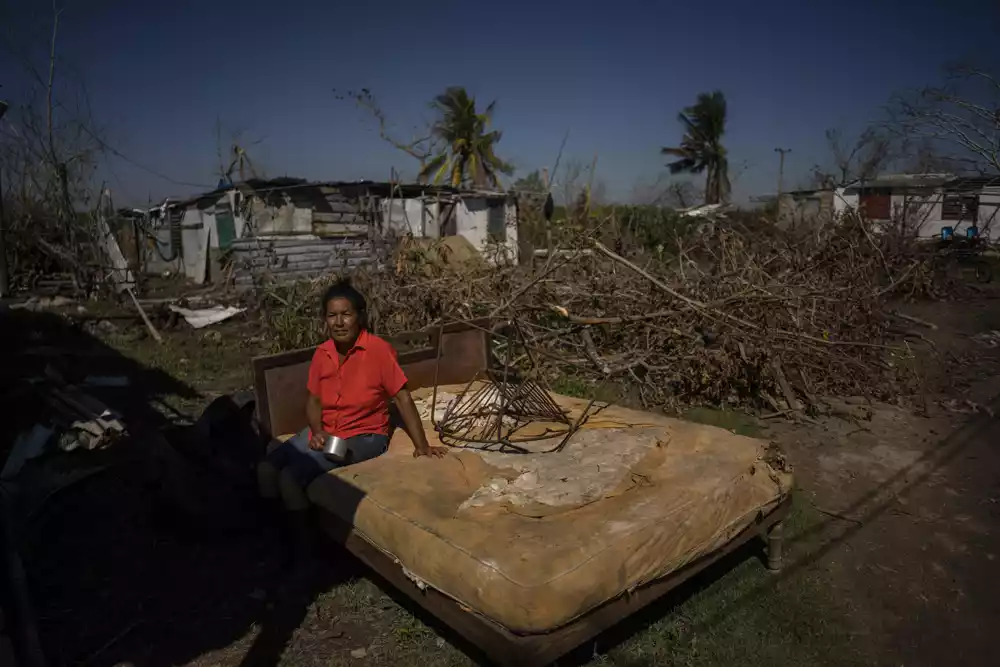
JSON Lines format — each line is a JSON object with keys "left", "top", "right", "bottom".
{"left": 2, "top": 0, "right": 998, "bottom": 205}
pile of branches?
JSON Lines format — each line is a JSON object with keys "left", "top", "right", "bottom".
{"left": 258, "top": 212, "right": 942, "bottom": 415}
{"left": 2, "top": 202, "right": 108, "bottom": 294}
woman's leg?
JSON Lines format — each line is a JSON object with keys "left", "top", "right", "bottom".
{"left": 257, "top": 428, "right": 333, "bottom": 508}
{"left": 256, "top": 459, "right": 282, "bottom": 502}
{"left": 258, "top": 428, "right": 327, "bottom": 567}
{"left": 341, "top": 434, "right": 390, "bottom": 465}
{"left": 280, "top": 441, "right": 336, "bottom": 506}
{"left": 257, "top": 428, "right": 307, "bottom": 498}
{"left": 272, "top": 433, "right": 389, "bottom": 569}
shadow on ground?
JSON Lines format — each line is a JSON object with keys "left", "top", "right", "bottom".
{"left": 0, "top": 308, "right": 365, "bottom": 667}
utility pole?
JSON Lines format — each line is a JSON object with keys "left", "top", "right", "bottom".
{"left": 542, "top": 167, "right": 552, "bottom": 258}
{"left": 0, "top": 99, "right": 9, "bottom": 297}
{"left": 774, "top": 147, "right": 791, "bottom": 222}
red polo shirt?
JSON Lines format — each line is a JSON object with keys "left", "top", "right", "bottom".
{"left": 306, "top": 330, "right": 408, "bottom": 438}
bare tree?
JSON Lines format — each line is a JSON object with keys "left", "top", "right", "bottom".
{"left": 214, "top": 118, "right": 266, "bottom": 185}
{"left": 628, "top": 173, "right": 702, "bottom": 208}
{"left": 661, "top": 181, "right": 699, "bottom": 208}
{"left": 0, "top": 3, "right": 107, "bottom": 289}
{"left": 900, "top": 137, "right": 954, "bottom": 175}
{"left": 334, "top": 88, "right": 435, "bottom": 171}
{"left": 589, "top": 179, "right": 608, "bottom": 206}
{"left": 557, "top": 158, "right": 587, "bottom": 207}
{"left": 892, "top": 65, "right": 1000, "bottom": 176}
{"left": 811, "top": 127, "right": 897, "bottom": 188}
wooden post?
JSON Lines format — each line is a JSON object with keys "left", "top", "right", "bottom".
{"left": 774, "top": 148, "right": 791, "bottom": 224}
{"left": 767, "top": 521, "right": 785, "bottom": 572}
{"left": 127, "top": 288, "right": 163, "bottom": 344}
{"left": 542, "top": 168, "right": 552, "bottom": 260}
{"left": 132, "top": 217, "right": 144, "bottom": 289}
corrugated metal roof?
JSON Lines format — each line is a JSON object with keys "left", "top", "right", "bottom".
{"left": 164, "top": 178, "right": 510, "bottom": 210}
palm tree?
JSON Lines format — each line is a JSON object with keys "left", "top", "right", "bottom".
{"left": 419, "top": 87, "right": 512, "bottom": 189}
{"left": 661, "top": 91, "right": 731, "bottom": 205}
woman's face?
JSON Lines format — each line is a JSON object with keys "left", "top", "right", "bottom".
{"left": 324, "top": 297, "right": 361, "bottom": 345}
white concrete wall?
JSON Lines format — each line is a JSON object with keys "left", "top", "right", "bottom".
{"left": 228, "top": 190, "right": 249, "bottom": 239}
{"left": 455, "top": 197, "right": 489, "bottom": 250}
{"left": 422, "top": 200, "right": 441, "bottom": 239}
{"left": 978, "top": 187, "right": 1000, "bottom": 238}
{"left": 454, "top": 197, "right": 518, "bottom": 263}
{"left": 143, "top": 224, "right": 179, "bottom": 276}
{"left": 832, "top": 189, "right": 856, "bottom": 214}
{"left": 381, "top": 198, "right": 427, "bottom": 237}
{"left": 892, "top": 193, "right": 942, "bottom": 238}
{"left": 503, "top": 199, "right": 518, "bottom": 261}
{"left": 179, "top": 208, "right": 210, "bottom": 283}
{"left": 832, "top": 188, "right": 994, "bottom": 239}
{"left": 202, "top": 210, "right": 218, "bottom": 248}
{"left": 251, "top": 198, "right": 297, "bottom": 235}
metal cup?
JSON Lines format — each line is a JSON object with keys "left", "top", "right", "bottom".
{"left": 322, "top": 435, "right": 349, "bottom": 462}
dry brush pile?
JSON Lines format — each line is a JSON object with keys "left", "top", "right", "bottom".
{"left": 257, "top": 213, "right": 944, "bottom": 416}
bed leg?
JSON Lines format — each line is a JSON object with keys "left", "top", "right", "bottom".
{"left": 766, "top": 520, "right": 785, "bottom": 572}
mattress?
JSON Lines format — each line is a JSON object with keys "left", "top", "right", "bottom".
{"left": 306, "top": 386, "right": 792, "bottom": 634}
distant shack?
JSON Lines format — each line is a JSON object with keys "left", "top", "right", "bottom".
{"left": 139, "top": 179, "right": 519, "bottom": 287}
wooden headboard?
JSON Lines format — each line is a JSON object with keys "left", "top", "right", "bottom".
{"left": 251, "top": 318, "right": 492, "bottom": 440}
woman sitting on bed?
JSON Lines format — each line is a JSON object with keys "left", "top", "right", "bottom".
{"left": 257, "top": 279, "right": 447, "bottom": 563}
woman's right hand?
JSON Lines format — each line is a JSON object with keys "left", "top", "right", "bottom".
{"left": 308, "top": 430, "right": 328, "bottom": 451}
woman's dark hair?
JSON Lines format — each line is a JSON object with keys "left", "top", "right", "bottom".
{"left": 320, "top": 279, "right": 368, "bottom": 329}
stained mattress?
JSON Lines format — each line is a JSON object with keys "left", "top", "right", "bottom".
{"left": 306, "top": 386, "right": 793, "bottom": 634}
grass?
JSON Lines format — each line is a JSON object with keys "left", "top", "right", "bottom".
{"left": 599, "top": 498, "right": 865, "bottom": 667}
{"left": 549, "top": 374, "right": 628, "bottom": 404}
{"left": 275, "top": 578, "right": 471, "bottom": 667}
{"left": 683, "top": 406, "right": 762, "bottom": 438}
{"left": 99, "top": 321, "right": 265, "bottom": 419}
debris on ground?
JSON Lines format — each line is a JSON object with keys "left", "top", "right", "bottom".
{"left": 169, "top": 304, "right": 247, "bottom": 329}
{"left": 257, "top": 214, "right": 950, "bottom": 416}
{"left": 127, "top": 288, "right": 164, "bottom": 343}
{"left": 9, "top": 295, "right": 76, "bottom": 311}
{"left": 44, "top": 375, "right": 127, "bottom": 452}
{"left": 972, "top": 330, "right": 1000, "bottom": 347}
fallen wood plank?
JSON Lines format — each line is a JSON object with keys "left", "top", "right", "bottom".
{"left": 888, "top": 310, "right": 938, "bottom": 330}
{"left": 230, "top": 237, "right": 367, "bottom": 249}
{"left": 770, "top": 359, "right": 802, "bottom": 412}
{"left": 311, "top": 211, "right": 365, "bottom": 222}
{"left": 243, "top": 253, "right": 370, "bottom": 267}
{"left": 127, "top": 288, "right": 164, "bottom": 344}
{"left": 234, "top": 263, "right": 370, "bottom": 279}
{"left": 238, "top": 245, "right": 370, "bottom": 258}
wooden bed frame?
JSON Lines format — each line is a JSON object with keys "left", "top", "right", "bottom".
{"left": 251, "top": 319, "right": 790, "bottom": 667}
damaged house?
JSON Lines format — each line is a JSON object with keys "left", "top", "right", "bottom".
{"left": 766, "top": 173, "right": 1000, "bottom": 238}
{"left": 140, "top": 179, "right": 519, "bottom": 287}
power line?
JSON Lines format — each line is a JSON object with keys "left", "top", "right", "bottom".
{"left": 10, "top": 111, "right": 534, "bottom": 202}
{"left": 93, "top": 136, "right": 216, "bottom": 189}
{"left": 6, "top": 95, "right": 219, "bottom": 190}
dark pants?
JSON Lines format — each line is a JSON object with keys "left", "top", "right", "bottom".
{"left": 265, "top": 428, "right": 390, "bottom": 488}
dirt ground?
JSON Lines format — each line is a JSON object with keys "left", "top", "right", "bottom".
{"left": 4, "top": 285, "right": 1000, "bottom": 667}
{"left": 757, "top": 295, "right": 1000, "bottom": 667}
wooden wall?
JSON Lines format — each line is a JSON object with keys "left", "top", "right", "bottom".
{"left": 231, "top": 236, "right": 374, "bottom": 288}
